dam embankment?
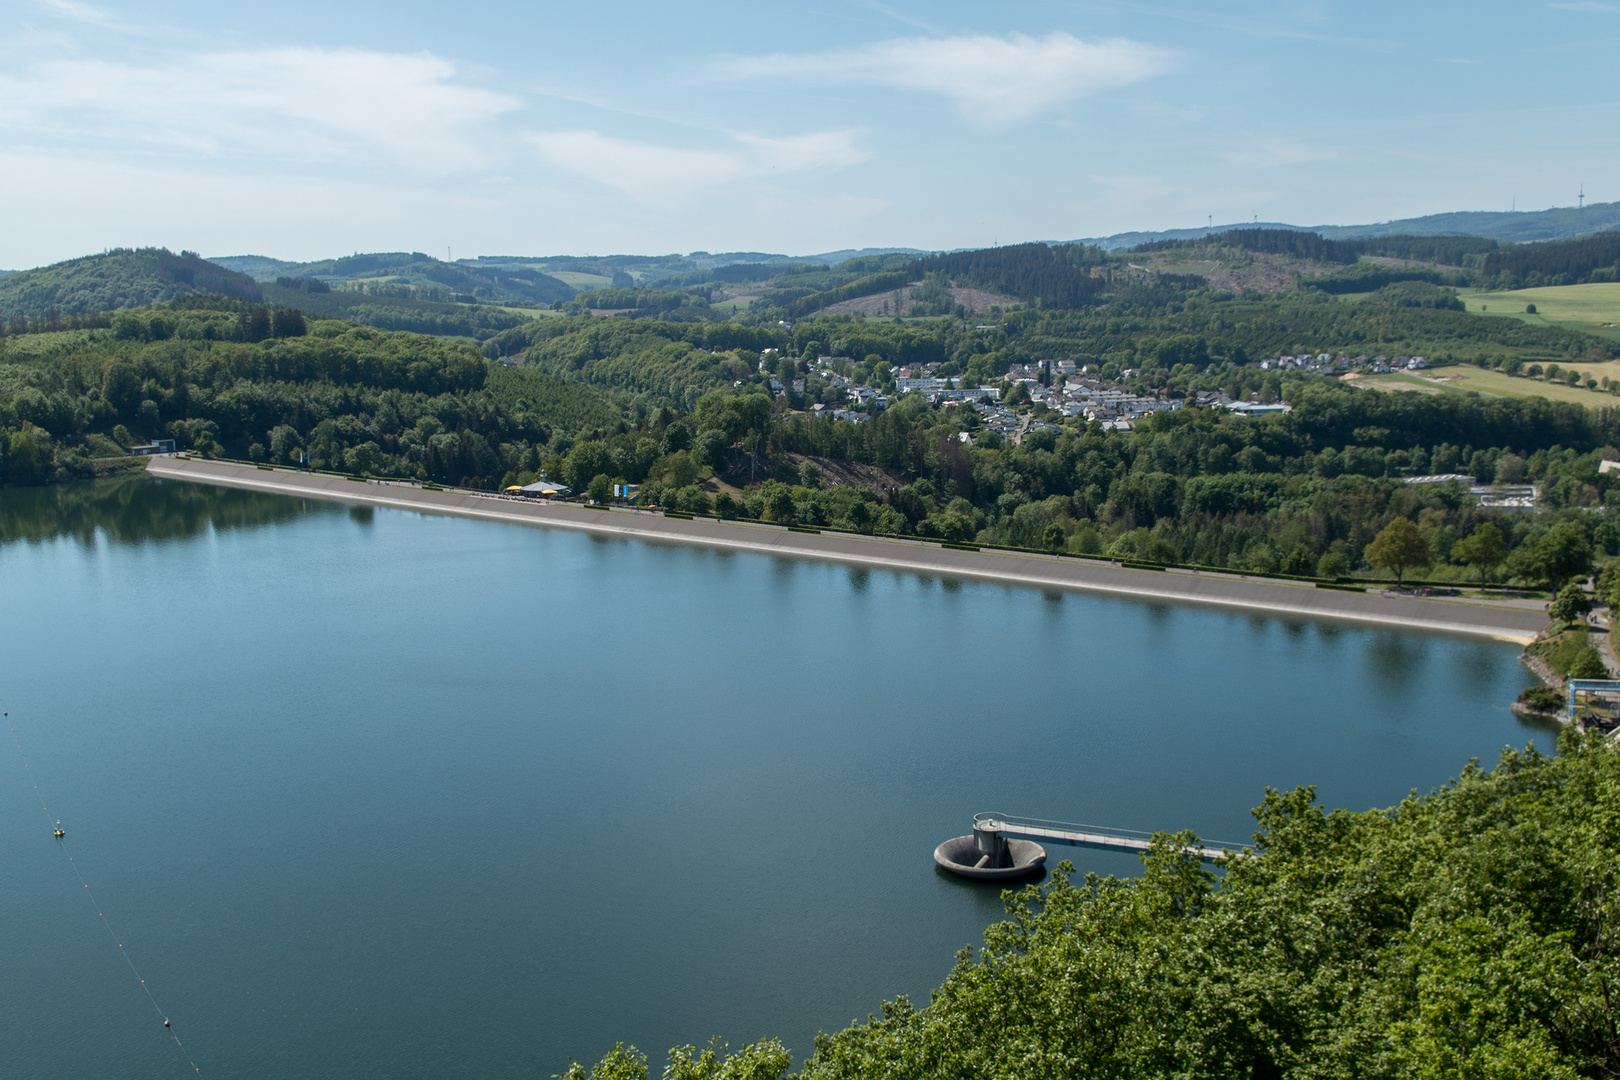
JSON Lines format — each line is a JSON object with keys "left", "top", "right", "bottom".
{"left": 146, "top": 456, "right": 1550, "bottom": 642}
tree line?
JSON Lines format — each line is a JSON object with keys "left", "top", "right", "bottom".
{"left": 0, "top": 299, "right": 611, "bottom": 488}
{"left": 1481, "top": 231, "right": 1620, "bottom": 287}
{"left": 910, "top": 243, "right": 1113, "bottom": 309}
{"left": 8, "top": 297, "right": 1620, "bottom": 589}
{"left": 514, "top": 370, "right": 1620, "bottom": 589}
{"left": 1132, "top": 228, "right": 1360, "bottom": 264}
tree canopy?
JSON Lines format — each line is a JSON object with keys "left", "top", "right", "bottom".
{"left": 566, "top": 734, "right": 1620, "bottom": 1080}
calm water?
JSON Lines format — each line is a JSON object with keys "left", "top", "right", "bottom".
{"left": 0, "top": 477, "right": 1549, "bottom": 1079}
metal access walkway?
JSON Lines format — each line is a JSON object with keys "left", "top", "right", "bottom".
{"left": 975, "top": 813, "right": 1244, "bottom": 862}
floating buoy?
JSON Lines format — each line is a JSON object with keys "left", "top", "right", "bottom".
{"left": 164, "top": 1019, "right": 171, "bottom": 1028}
{"left": 54, "top": 829, "right": 64, "bottom": 838}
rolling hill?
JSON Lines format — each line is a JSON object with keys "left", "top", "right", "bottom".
{"left": 0, "top": 248, "right": 262, "bottom": 317}
{"left": 209, "top": 251, "right": 574, "bottom": 307}
{"left": 1076, "top": 200, "right": 1620, "bottom": 251}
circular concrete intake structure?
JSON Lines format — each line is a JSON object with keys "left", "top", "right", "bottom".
{"left": 935, "top": 818, "right": 1046, "bottom": 879}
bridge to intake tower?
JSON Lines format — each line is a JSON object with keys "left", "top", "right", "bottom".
{"left": 935, "top": 813, "right": 1245, "bottom": 879}
{"left": 978, "top": 813, "right": 1242, "bottom": 861}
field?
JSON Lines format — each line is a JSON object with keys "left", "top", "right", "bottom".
{"left": 1460, "top": 282, "right": 1620, "bottom": 343}
{"left": 545, "top": 271, "right": 613, "bottom": 291}
{"left": 1348, "top": 364, "right": 1620, "bottom": 407}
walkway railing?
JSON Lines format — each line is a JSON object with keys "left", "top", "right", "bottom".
{"left": 974, "top": 812, "right": 1245, "bottom": 862}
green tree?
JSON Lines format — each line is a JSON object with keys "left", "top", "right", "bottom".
{"left": 1450, "top": 522, "right": 1508, "bottom": 583}
{"left": 1549, "top": 581, "right": 1593, "bottom": 625}
{"left": 1042, "top": 522, "right": 1065, "bottom": 552}
{"left": 778, "top": 737, "right": 1620, "bottom": 1080}
{"left": 7, "top": 429, "right": 45, "bottom": 484}
{"left": 268, "top": 424, "right": 302, "bottom": 463}
{"left": 665, "top": 1038, "right": 791, "bottom": 1080}
{"left": 102, "top": 361, "right": 142, "bottom": 415}
{"left": 586, "top": 473, "right": 612, "bottom": 503}
{"left": 1280, "top": 543, "right": 1314, "bottom": 576}
{"left": 1509, "top": 520, "right": 1592, "bottom": 588}
{"left": 1364, "top": 516, "right": 1430, "bottom": 586}
{"left": 1568, "top": 646, "right": 1607, "bottom": 678}
{"left": 559, "top": 1043, "right": 647, "bottom": 1080}
{"left": 565, "top": 440, "right": 612, "bottom": 493}
{"left": 1316, "top": 550, "right": 1350, "bottom": 579}
{"left": 1598, "top": 559, "right": 1620, "bottom": 607}
{"left": 798, "top": 460, "right": 822, "bottom": 489}
{"left": 761, "top": 481, "right": 795, "bottom": 522}
{"left": 666, "top": 450, "right": 700, "bottom": 489}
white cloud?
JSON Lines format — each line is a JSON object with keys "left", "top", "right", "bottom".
{"left": 722, "top": 32, "right": 1174, "bottom": 124}
{"left": 528, "top": 129, "right": 867, "bottom": 202}
{"left": 0, "top": 48, "right": 519, "bottom": 173}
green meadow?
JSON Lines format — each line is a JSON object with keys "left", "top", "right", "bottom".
{"left": 1461, "top": 282, "right": 1620, "bottom": 343}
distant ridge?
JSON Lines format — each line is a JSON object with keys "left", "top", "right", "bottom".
{"left": 1071, "top": 201, "right": 1620, "bottom": 250}
{"left": 1317, "top": 202, "right": 1620, "bottom": 243}
{"left": 207, "top": 255, "right": 300, "bottom": 280}
{"left": 210, "top": 251, "right": 573, "bottom": 306}
{"left": 799, "top": 247, "right": 930, "bottom": 265}
{"left": 0, "top": 248, "right": 261, "bottom": 318}
{"left": 211, "top": 247, "right": 933, "bottom": 278}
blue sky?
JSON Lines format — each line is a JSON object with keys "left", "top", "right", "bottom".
{"left": 1, "top": 0, "right": 1616, "bottom": 266}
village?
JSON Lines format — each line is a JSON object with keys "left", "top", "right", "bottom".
{"left": 765, "top": 353, "right": 1307, "bottom": 443}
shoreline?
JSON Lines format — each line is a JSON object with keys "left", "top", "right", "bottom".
{"left": 146, "top": 457, "right": 1550, "bottom": 643}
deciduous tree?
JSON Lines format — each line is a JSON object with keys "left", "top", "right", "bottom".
{"left": 1365, "top": 516, "right": 1429, "bottom": 586}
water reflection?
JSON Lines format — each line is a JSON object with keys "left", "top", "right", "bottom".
{"left": 0, "top": 475, "right": 325, "bottom": 548}
{"left": 1368, "top": 631, "right": 1428, "bottom": 687}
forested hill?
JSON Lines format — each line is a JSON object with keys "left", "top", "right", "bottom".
{"left": 0, "top": 298, "right": 614, "bottom": 489}
{"left": 0, "top": 249, "right": 261, "bottom": 318}
{"left": 1078, "top": 200, "right": 1620, "bottom": 249}
{"left": 212, "top": 251, "right": 575, "bottom": 307}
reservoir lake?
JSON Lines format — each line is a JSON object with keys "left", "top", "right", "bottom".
{"left": 0, "top": 477, "right": 1551, "bottom": 1079}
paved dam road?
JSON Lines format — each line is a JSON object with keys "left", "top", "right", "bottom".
{"left": 147, "top": 458, "right": 1550, "bottom": 643}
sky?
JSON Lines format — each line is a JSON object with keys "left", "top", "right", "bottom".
{"left": 0, "top": 0, "right": 1617, "bottom": 267}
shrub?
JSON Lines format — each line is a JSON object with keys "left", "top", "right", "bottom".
{"left": 1516, "top": 685, "right": 1562, "bottom": 710}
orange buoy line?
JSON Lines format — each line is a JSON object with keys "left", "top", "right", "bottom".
{"left": 6, "top": 706, "right": 204, "bottom": 1077}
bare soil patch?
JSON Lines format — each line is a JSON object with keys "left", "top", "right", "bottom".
{"left": 790, "top": 453, "right": 899, "bottom": 495}
{"left": 1125, "top": 251, "right": 1342, "bottom": 293}
{"left": 818, "top": 282, "right": 1019, "bottom": 316}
